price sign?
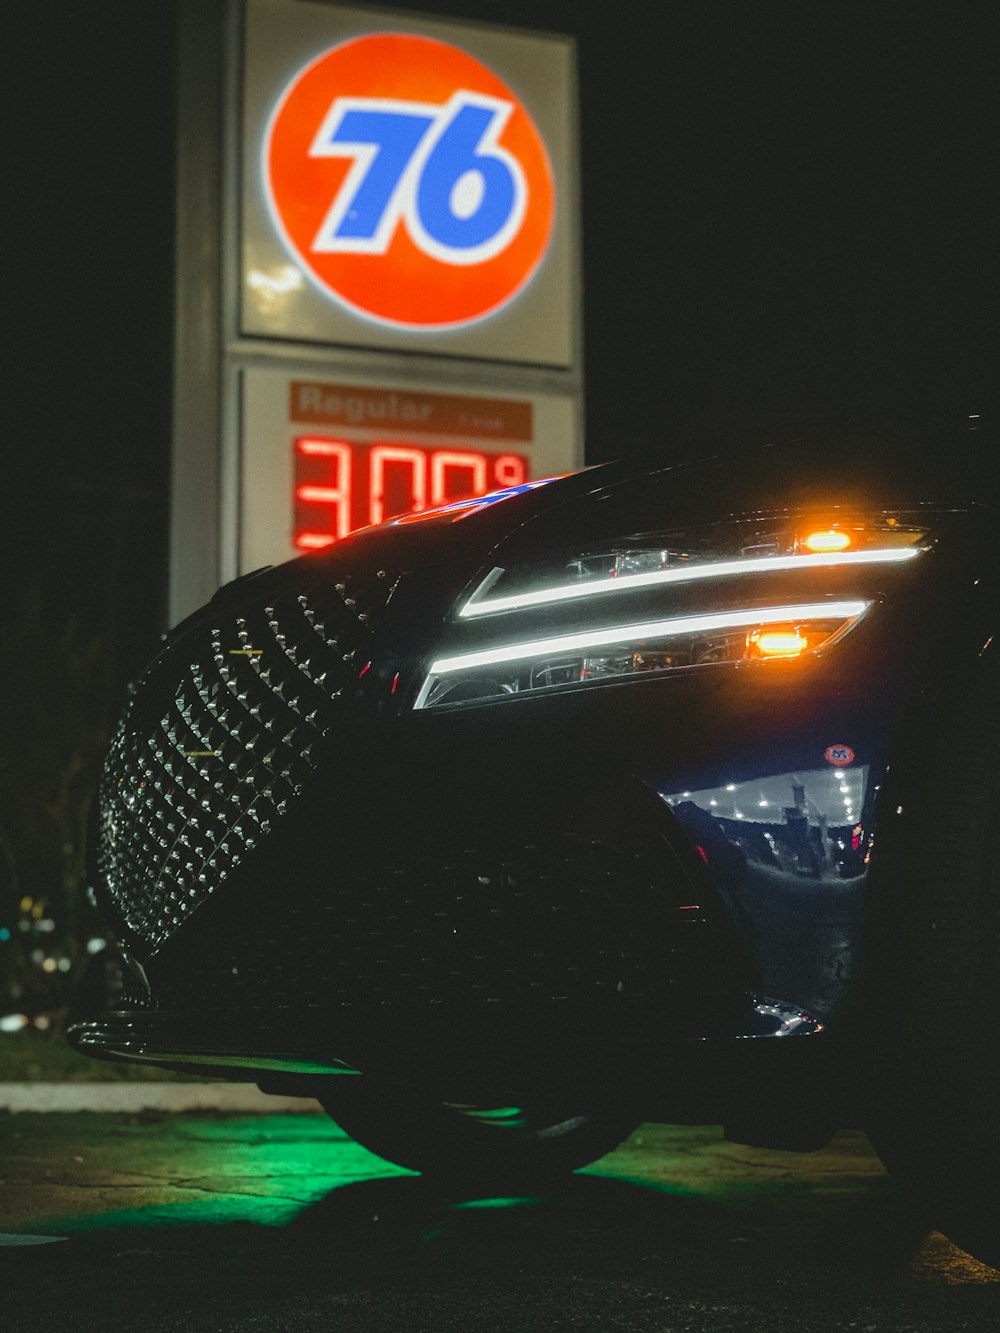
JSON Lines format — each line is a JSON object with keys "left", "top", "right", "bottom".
{"left": 239, "top": 367, "right": 581, "bottom": 574}
{"left": 293, "top": 439, "right": 528, "bottom": 547}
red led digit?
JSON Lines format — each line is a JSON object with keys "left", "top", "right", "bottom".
{"left": 294, "top": 440, "right": 532, "bottom": 550}
{"left": 294, "top": 437, "right": 351, "bottom": 549}
{"left": 493, "top": 454, "right": 527, "bottom": 488}
{"left": 430, "top": 450, "right": 488, "bottom": 506}
{"left": 370, "top": 446, "right": 428, "bottom": 524}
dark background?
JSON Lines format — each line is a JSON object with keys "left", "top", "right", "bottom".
{"left": 0, "top": 0, "right": 996, "bottom": 687}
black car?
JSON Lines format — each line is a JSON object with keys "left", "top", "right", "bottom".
{"left": 71, "top": 416, "right": 1000, "bottom": 1263}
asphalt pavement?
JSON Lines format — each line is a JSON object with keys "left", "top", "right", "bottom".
{"left": 3, "top": 1110, "right": 1000, "bottom": 1331}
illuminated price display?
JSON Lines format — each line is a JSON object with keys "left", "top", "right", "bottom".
{"left": 236, "top": 368, "right": 578, "bottom": 580}
{"left": 293, "top": 438, "right": 528, "bottom": 549}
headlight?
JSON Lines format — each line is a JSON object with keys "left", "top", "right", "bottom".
{"left": 414, "top": 510, "right": 928, "bottom": 710}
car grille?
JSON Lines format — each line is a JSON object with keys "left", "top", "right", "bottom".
{"left": 138, "top": 829, "right": 726, "bottom": 1020}
{"left": 98, "top": 568, "right": 399, "bottom": 949}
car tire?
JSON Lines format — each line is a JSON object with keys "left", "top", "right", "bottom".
{"left": 321, "top": 1083, "right": 640, "bottom": 1184}
{"left": 861, "top": 653, "right": 1000, "bottom": 1264}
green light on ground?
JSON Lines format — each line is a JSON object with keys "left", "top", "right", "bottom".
{"left": 9, "top": 1113, "right": 411, "bottom": 1238}
{"left": 452, "top": 1196, "right": 542, "bottom": 1210}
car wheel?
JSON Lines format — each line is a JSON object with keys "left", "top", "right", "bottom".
{"left": 321, "top": 1083, "right": 640, "bottom": 1184}
{"left": 862, "top": 654, "right": 1000, "bottom": 1264}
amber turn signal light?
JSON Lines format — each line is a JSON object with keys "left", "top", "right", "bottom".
{"left": 801, "top": 528, "right": 853, "bottom": 553}
{"left": 746, "top": 625, "right": 810, "bottom": 658}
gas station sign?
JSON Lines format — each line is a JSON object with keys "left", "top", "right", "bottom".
{"left": 240, "top": 0, "right": 578, "bottom": 364}
{"left": 240, "top": 368, "right": 579, "bottom": 573}
{"left": 170, "top": 1, "right": 581, "bottom": 623}
{"left": 262, "top": 32, "right": 555, "bottom": 330}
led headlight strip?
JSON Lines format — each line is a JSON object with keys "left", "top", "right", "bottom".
{"left": 414, "top": 599, "right": 870, "bottom": 709}
{"left": 459, "top": 547, "right": 918, "bottom": 618}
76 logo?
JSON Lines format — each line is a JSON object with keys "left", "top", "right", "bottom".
{"left": 308, "top": 91, "right": 527, "bottom": 265}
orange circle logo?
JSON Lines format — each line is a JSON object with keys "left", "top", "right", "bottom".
{"left": 264, "top": 34, "right": 555, "bottom": 329}
{"left": 824, "top": 744, "right": 856, "bottom": 767}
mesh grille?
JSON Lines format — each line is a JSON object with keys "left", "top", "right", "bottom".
{"left": 99, "top": 570, "right": 398, "bottom": 948}
{"left": 143, "top": 832, "right": 721, "bottom": 1017}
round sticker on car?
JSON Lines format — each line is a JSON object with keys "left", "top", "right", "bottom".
{"left": 824, "top": 744, "right": 856, "bottom": 766}
{"left": 263, "top": 33, "right": 556, "bottom": 329}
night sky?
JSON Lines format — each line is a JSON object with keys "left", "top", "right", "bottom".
{"left": 2, "top": 0, "right": 998, "bottom": 687}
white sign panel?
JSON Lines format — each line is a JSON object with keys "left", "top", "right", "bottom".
{"left": 241, "top": 0, "right": 579, "bottom": 366}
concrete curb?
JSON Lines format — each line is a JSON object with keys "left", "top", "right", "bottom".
{"left": 0, "top": 1083, "right": 323, "bottom": 1114}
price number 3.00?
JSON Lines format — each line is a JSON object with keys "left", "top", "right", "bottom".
{"left": 294, "top": 439, "right": 528, "bottom": 549}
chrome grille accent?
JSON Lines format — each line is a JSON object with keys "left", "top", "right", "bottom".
{"left": 98, "top": 572, "right": 397, "bottom": 948}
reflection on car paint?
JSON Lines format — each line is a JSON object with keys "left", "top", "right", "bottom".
{"left": 660, "top": 766, "right": 870, "bottom": 880}
{"left": 657, "top": 768, "right": 871, "bottom": 1020}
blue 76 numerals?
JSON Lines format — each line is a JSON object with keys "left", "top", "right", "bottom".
{"left": 308, "top": 91, "right": 527, "bottom": 264}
